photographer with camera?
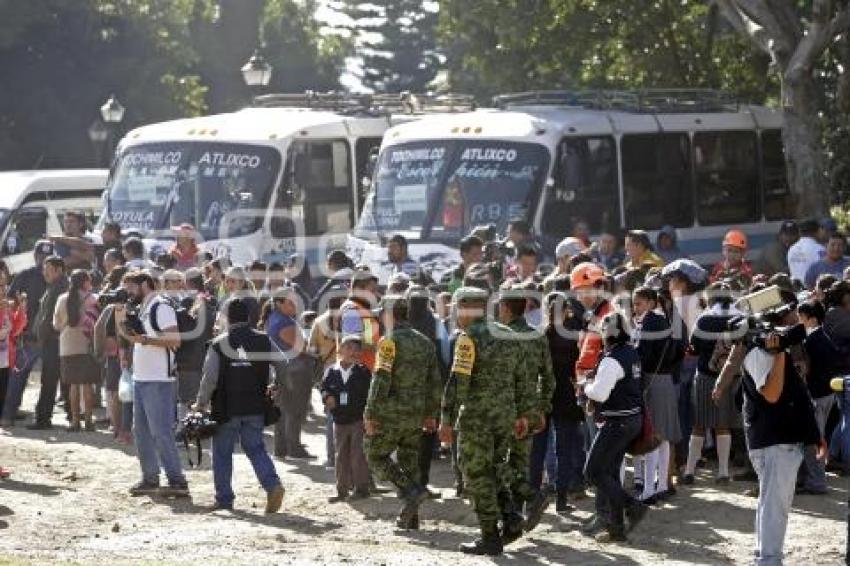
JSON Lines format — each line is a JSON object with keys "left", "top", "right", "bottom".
{"left": 193, "top": 298, "right": 285, "bottom": 513}
{"left": 732, "top": 311, "right": 824, "bottom": 564}
{"left": 115, "top": 271, "right": 188, "bottom": 498}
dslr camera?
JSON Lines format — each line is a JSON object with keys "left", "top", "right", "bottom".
{"left": 100, "top": 289, "right": 145, "bottom": 336}
{"left": 726, "top": 285, "right": 805, "bottom": 351}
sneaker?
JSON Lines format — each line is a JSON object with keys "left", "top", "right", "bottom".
{"left": 287, "top": 446, "right": 316, "bottom": 460}
{"left": 208, "top": 502, "right": 233, "bottom": 512}
{"left": 581, "top": 514, "right": 609, "bottom": 536}
{"left": 0, "top": 466, "right": 11, "bottom": 479}
{"left": 680, "top": 474, "right": 695, "bottom": 486}
{"left": 595, "top": 525, "right": 627, "bottom": 543}
{"left": 159, "top": 482, "right": 190, "bottom": 498}
{"left": 349, "top": 488, "right": 370, "bottom": 501}
{"left": 328, "top": 490, "right": 349, "bottom": 503}
{"left": 265, "top": 485, "right": 285, "bottom": 513}
{"left": 129, "top": 480, "right": 160, "bottom": 496}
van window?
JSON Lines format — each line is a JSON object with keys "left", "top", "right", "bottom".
{"left": 622, "top": 133, "right": 693, "bottom": 229}
{"left": 762, "top": 130, "right": 794, "bottom": 220}
{"left": 694, "top": 131, "right": 759, "bottom": 225}
{"left": 4, "top": 208, "right": 48, "bottom": 255}
{"left": 543, "top": 136, "right": 620, "bottom": 239}
{"left": 286, "top": 140, "right": 353, "bottom": 236}
{"left": 355, "top": 137, "right": 383, "bottom": 212}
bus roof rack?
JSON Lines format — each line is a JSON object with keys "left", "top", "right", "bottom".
{"left": 493, "top": 89, "right": 740, "bottom": 113}
{"left": 251, "top": 91, "right": 476, "bottom": 115}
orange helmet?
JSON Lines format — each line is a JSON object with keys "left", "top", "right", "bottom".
{"left": 570, "top": 262, "right": 606, "bottom": 289}
{"left": 723, "top": 230, "right": 748, "bottom": 250}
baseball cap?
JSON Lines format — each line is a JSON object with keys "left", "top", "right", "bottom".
{"left": 779, "top": 220, "right": 799, "bottom": 235}
{"left": 339, "top": 334, "right": 362, "bottom": 346}
{"left": 555, "top": 237, "right": 584, "bottom": 259}
{"left": 820, "top": 217, "right": 838, "bottom": 232}
{"left": 34, "top": 239, "right": 54, "bottom": 256}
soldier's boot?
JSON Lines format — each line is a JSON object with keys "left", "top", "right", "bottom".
{"left": 396, "top": 512, "right": 419, "bottom": 530}
{"left": 497, "top": 490, "right": 524, "bottom": 545}
{"left": 398, "top": 484, "right": 428, "bottom": 526}
{"left": 524, "top": 486, "right": 554, "bottom": 533}
{"left": 460, "top": 521, "right": 503, "bottom": 556}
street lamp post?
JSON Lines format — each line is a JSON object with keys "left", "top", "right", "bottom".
{"left": 241, "top": 49, "right": 272, "bottom": 99}
{"left": 99, "top": 94, "right": 125, "bottom": 165}
{"left": 87, "top": 120, "right": 109, "bottom": 167}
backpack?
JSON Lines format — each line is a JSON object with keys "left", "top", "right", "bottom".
{"left": 148, "top": 296, "right": 195, "bottom": 376}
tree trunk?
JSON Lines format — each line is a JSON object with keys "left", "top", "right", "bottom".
{"left": 781, "top": 70, "right": 829, "bottom": 217}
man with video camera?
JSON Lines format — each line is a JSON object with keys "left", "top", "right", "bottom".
{"left": 716, "top": 291, "right": 824, "bottom": 566}
{"left": 115, "top": 271, "right": 188, "bottom": 498}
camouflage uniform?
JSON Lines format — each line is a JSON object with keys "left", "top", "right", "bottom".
{"left": 441, "top": 316, "right": 536, "bottom": 535}
{"left": 364, "top": 324, "right": 442, "bottom": 499}
{"left": 504, "top": 317, "right": 554, "bottom": 505}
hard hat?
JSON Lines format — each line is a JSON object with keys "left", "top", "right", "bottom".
{"left": 722, "top": 230, "right": 748, "bottom": 250}
{"left": 569, "top": 262, "right": 606, "bottom": 289}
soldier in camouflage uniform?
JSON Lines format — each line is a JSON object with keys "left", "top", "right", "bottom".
{"left": 498, "top": 286, "right": 556, "bottom": 538}
{"left": 439, "top": 287, "right": 537, "bottom": 556}
{"left": 364, "top": 295, "right": 442, "bottom": 530}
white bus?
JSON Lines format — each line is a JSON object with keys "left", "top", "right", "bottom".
{"left": 349, "top": 90, "right": 793, "bottom": 281}
{"left": 0, "top": 169, "right": 107, "bottom": 273}
{"left": 98, "top": 93, "right": 474, "bottom": 275}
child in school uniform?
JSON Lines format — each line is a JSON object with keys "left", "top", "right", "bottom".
{"left": 320, "top": 335, "right": 372, "bottom": 502}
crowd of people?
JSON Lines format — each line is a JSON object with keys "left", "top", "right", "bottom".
{"left": 0, "top": 213, "right": 849, "bottom": 563}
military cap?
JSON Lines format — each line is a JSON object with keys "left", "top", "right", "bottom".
{"left": 452, "top": 286, "right": 489, "bottom": 304}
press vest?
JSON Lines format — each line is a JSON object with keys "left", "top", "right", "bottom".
{"left": 211, "top": 326, "right": 272, "bottom": 418}
{"left": 597, "top": 343, "right": 643, "bottom": 418}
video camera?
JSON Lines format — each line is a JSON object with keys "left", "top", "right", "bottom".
{"left": 99, "top": 288, "right": 145, "bottom": 335}
{"left": 725, "top": 285, "right": 805, "bottom": 351}
{"left": 470, "top": 224, "right": 514, "bottom": 283}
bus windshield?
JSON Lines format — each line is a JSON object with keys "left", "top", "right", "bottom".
{"left": 104, "top": 142, "right": 281, "bottom": 240}
{"left": 354, "top": 140, "right": 549, "bottom": 242}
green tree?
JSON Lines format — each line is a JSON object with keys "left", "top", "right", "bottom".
{"left": 439, "top": 0, "right": 770, "bottom": 100}
{"left": 715, "top": 0, "right": 850, "bottom": 214}
{"left": 0, "top": 0, "right": 209, "bottom": 169}
{"left": 332, "top": 0, "right": 441, "bottom": 92}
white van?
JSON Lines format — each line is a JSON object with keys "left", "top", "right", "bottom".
{"left": 0, "top": 170, "right": 108, "bottom": 273}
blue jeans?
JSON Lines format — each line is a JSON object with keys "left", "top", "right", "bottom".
{"left": 830, "top": 385, "right": 850, "bottom": 466}
{"left": 212, "top": 414, "right": 282, "bottom": 507}
{"left": 133, "top": 380, "right": 185, "bottom": 486}
{"left": 2, "top": 342, "right": 39, "bottom": 420}
{"left": 677, "top": 357, "right": 698, "bottom": 464}
{"left": 530, "top": 414, "right": 585, "bottom": 492}
{"left": 749, "top": 444, "right": 804, "bottom": 566}
{"left": 801, "top": 395, "right": 834, "bottom": 491}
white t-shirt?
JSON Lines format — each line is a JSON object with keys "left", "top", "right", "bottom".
{"left": 743, "top": 348, "right": 775, "bottom": 390}
{"left": 132, "top": 296, "right": 178, "bottom": 382}
{"left": 787, "top": 237, "right": 825, "bottom": 284}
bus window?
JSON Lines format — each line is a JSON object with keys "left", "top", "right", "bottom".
{"left": 762, "top": 130, "right": 794, "bottom": 220}
{"left": 694, "top": 131, "right": 759, "bottom": 225}
{"left": 543, "top": 136, "right": 619, "bottom": 239}
{"left": 288, "top": 140, "right": 353, "bottom": 235}
{"left": 622, "top": 133, "right": 693, "bottom": 230}
{"left": 355, "top": 137, "right": 383, "bottom": 212}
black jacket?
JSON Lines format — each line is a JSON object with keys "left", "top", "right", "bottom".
{"left": 546, "top": 316, "right": 583, "bottom": 421}
{"left": 636, "top": 311, "right": 684, "bottom": 377}
{"left": 8, "top": 265, "right": 46, "bottom": 341}
{"left": 36, "top": 277, "right": 68, "bottom": 347}
{"left": 804, "top": 327, "right": 845, "bottom": 398}
{"left": 320, "top": 363, "right": 371, "bottom": 425}
{"left": 211, "top": 325, "right": 273, "bottom": 420}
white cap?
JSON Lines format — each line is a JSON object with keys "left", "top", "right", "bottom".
{"left": 555, "top": 237, "right": 584, "bottom": 259}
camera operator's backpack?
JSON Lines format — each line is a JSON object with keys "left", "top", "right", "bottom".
{"left": 149, "top": 296, "right": 196, "bottom": 376}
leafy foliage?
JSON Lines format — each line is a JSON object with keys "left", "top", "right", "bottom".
{"left": 330, "top": 0, "right": 441, "bottom": 92}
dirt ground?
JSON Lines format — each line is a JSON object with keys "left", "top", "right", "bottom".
{"left": 0, "top": 375, "right": 846, "bottom": 566}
